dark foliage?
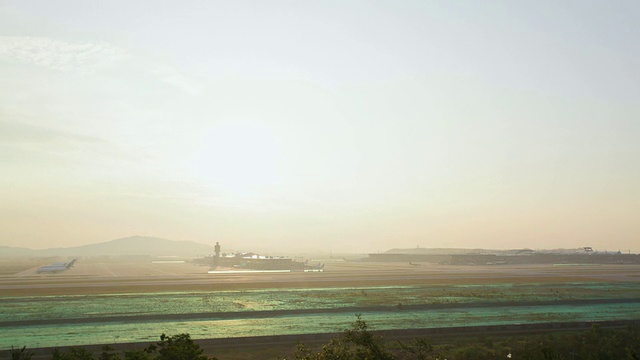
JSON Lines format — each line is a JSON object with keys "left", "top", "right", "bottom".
{"left": 6, "top": 334, "right": 217, "bottom": 360}
{"left": 292, "top": 314, "right": 394, "bottom": 360}
{"left": 9, "top": 346, "right": 33, "bottom": 360}
{"left": 154, "top": 333, "right": 212, "bottom": 360}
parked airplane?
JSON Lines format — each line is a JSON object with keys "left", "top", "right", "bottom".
{"left": 36, "top": 259, "right": 77, "bottom": 273}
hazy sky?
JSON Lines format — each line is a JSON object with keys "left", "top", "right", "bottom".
{"left": 1, "top": 1, "right": 638, "bottom": 253}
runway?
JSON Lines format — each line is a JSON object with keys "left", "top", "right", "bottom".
{"left": 2, "top": 259, "right": 640, "bottom": 297}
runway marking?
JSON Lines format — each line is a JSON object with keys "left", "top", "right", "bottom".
{"left": 208, "top": 270, "right": 291, "bottom": 274}
{"left": 100, "top": 264, "right": 118, "bottom": 277}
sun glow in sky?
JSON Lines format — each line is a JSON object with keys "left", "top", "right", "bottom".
{"left": 1, "top": 1, "right": 639, "bottom": 253}
{"left": 189, "top": 122, "right": 284, "bottom": 195}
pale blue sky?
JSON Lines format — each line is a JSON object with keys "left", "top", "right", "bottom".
{"left": 1, "top": 1, "right": 638, "bottom": 252}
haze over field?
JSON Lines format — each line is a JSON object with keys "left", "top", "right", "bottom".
{"left": 1, "top": 1, "right": 639, "bottom": 253}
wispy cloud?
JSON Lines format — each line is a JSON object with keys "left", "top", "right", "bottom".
{"left": 0, "top": 120, "right": 100, "bottom": 145}
{"left": 0, "top": 120, "right": 141, "bottom": 163}
{"left": 0, "top": 36, "right": 126, "bottom": 73}
{"left": 149, "top": 64, "right": 202, "bottom": 95}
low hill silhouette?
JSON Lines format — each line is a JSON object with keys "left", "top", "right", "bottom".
{"left": 0, "top": 236, "right": 213, "bottom": 257}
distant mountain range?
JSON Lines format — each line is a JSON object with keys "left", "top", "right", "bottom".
{"left": 383, "top": 247, "right": 606, "bottom": 255}
{"left": 384, "top": 248, "right": 481, "bottom": 255}
{"left": 0, "top": 236, "right": 214, "bottom": 257}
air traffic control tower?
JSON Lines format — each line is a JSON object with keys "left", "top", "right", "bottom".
{"left": 213, "top": 242, "right": 221, "bottom": 267}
